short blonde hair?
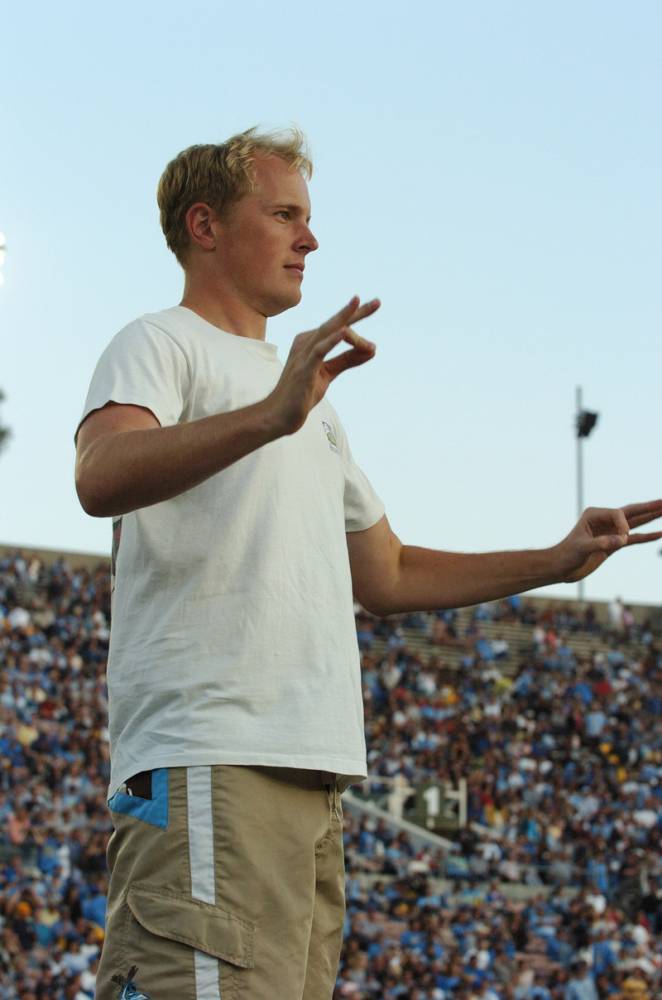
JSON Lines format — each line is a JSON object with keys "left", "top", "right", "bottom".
{"left": 157, "top": 126, "right": 313, "bottom": 266}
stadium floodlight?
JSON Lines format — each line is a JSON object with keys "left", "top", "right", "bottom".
{"left": 576, "top": 410, "right": 598, "bottom": 439}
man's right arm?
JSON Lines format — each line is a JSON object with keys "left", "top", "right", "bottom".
{"left": 75, "top": 295, "right": 380, "bottom": 518}
{"left": 75, "top": 398, "right": 282, "bottom": 517}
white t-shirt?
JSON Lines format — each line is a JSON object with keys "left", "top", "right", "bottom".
{"left": 78, "top": 306, "right": 385, "bottom": 797}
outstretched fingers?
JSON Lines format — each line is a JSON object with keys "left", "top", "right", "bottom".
{"left": 300, "top": 297, "right": 379, "bottom": 366}
{"left": 318, "top": 296, "right": 361, "bottom": 336}
{"left": 318, "top": 297, "right": 380, "bottom": 336}
{"left": 624, "top": 530, "right": 662, "bottom": 546}
{"left": 346, "top": 297, "right": 381, "bottom": 326}
{"left": 622, "top": 499, "right": 662, "bottom": 529}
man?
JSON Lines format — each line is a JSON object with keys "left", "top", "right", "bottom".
{"left": 75, "top": 126, "right": 661, "bottom": 1000}
{"left": 564, "top": 960, "right": 599, "bottom": 1000}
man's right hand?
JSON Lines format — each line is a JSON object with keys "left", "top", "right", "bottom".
{"left": 267, "top": 296, "right": 380, "bottom": 436}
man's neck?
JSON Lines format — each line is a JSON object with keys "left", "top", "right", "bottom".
{"left": 180, "top": 274, "right": 267, "bottom": 341}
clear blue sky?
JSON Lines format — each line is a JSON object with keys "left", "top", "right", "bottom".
{"left": 1, "top": 1, "right": 660, "bottom": 606}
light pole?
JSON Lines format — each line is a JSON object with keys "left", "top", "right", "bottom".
{"left": 0, "top": 232, "right": 9, "bottom": 455}
{"left": 575, "top": 386, "right": 599, "bottom": 604}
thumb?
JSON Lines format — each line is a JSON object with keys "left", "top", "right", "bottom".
{"left": 595, "top": 534, "right": 628, "bottom": 555}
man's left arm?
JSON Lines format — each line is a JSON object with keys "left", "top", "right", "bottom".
{"left": 346, "top": 501, "right": 662, "bottom": 617}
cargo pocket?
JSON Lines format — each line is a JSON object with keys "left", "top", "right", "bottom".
{"left": 118, "top": 884, "right": 255, "bottom": 1000}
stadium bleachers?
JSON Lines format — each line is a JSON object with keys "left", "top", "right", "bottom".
{"left": 0, "top": 545, "right": 660, "bottom": 999}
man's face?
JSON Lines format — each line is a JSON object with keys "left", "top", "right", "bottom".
{"left": 213, "top": 154, "right": 318, "bottom": 316}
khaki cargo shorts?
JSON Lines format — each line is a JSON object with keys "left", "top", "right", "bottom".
{"left": 96, "top": 765, "right": 346, "bottom": 1000}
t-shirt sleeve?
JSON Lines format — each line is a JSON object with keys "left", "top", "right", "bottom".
{"left": 332, "top": 410, "right": 385, "bottom": 532}
{"left": 75, "top": 319, "right": 190, "bottom": 442}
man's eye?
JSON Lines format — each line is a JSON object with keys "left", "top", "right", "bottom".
{"left": 276, "top": 210, "right": 290, "bottom": 220}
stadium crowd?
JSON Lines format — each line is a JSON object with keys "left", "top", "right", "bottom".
{"left": 0, "top": 550, "right": 660, "bottom": 999}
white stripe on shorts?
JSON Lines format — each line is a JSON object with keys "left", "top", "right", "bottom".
{"left": 187, "top": 766, "right": 220, "bottom": 1000}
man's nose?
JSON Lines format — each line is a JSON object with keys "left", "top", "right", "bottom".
{"left": 297, "top": 226, "right": 319, "bottom": 254}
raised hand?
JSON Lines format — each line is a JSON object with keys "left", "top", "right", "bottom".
{"left": 267, "top": 295, "right": 380, "bottom": 435}
{"left": 553, "top": 500, "right": 662, "bottom": 583}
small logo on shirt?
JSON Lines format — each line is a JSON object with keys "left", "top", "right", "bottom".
{"left": 322, "top": 420, "right": 339, "bottom": 453}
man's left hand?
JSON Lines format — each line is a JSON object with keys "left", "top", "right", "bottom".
{"left": 553, "top": 500, "right": 662, "bottom": 583}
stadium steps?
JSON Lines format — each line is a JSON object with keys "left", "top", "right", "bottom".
{"left": 360, "top": 608, "right": 652, "bottom": 679}
{"left": 349, "top": 900, "right": 561, "bottom": 960}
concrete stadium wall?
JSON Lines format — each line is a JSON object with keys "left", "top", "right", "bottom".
{"left": 0, "top": 542, "right": 109, "bottom": 571}
{"left": 1, "top": 541, "right": 659, "bottom": 623}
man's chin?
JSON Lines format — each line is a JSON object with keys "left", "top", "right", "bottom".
{"left": 263, "top": 287, "right": 302, "bottom": 317}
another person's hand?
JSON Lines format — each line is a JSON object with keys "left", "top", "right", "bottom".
{"left": 268, "top": 295, "right": 380, "bottom": 435}
{"left": 552, "top": 500, "right": 662, "bottom": 582}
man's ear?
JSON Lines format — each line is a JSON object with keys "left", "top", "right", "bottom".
{"left": 185, "top": 202, "right": 219, "bottom": 253}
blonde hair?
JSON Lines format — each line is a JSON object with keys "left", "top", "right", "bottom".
{"left": 157, "top": 126, "right": 313, "bottom": 266}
